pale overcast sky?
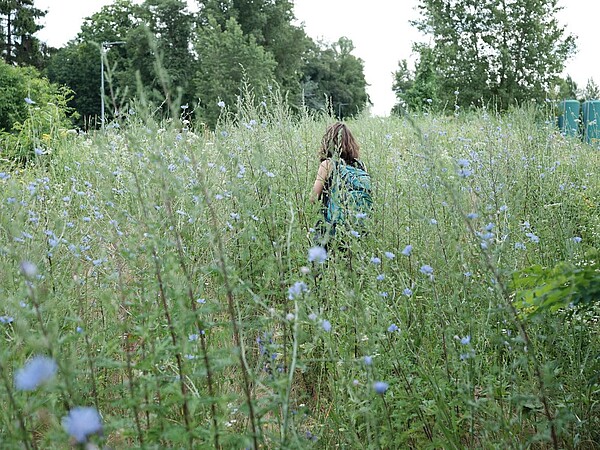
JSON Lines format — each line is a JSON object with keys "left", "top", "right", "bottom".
{"left": 36, "top": 0, "right": 599, "bottom": 116}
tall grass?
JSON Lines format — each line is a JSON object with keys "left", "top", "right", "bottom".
{"left": 0, "top": 94, "right": 598, "bottom": 448}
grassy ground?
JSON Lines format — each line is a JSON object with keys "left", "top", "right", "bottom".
{"left": 0, "top": 98, "right": 599, "bottom": 448}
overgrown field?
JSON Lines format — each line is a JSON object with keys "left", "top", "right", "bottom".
{"left": 0, "top": 99, "right": 599, "bottom": 449}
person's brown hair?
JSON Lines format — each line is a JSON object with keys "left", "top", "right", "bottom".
{"left": 318, "top": 122, "right": 360, "bottom": 162}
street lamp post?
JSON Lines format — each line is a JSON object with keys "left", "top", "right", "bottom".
{"left": 101, "top": 41, "right": 125, "bottom": 129}
{"left": 338, "top": 102, "right": 349, "bottom": 119}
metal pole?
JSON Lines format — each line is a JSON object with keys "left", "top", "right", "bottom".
{"left": 100, "top": 41, "right": 126, "bottom": 130}
{"left": 101, "top": 46, "right": 105, "bottom": 128}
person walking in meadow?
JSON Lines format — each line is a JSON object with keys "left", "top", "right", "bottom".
{"left": 310, "top": 122, "right": 372, "bottom": 248}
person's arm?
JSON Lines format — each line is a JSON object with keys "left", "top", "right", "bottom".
{"left": 310, "top": 160, "right": 332, "bottom": 203}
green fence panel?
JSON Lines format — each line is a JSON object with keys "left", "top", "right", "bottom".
{"left": 558, "top": 100, "right": 580, "bottom": 137}
{"left": 582, "top": 100, "right": 600, "bottom": 145}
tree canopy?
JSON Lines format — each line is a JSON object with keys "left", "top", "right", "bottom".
{"left": 41, "top": 0, "right": 369, "bottom": 128}
{"left": 0, "top": 0, "right": 48, "bottom": 68}
{"left": 302, "top": 37, "right": 369, "bottom": 118}
{"left": 194, "top": 16, "right": 276, "bottom": 125}
{"left": 394, "top": 0, "right": 577, "bottom": 112}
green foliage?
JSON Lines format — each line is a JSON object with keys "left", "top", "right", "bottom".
{"left": 5, "top": 87, "right": 74, "bottom": 164}
{"left": 48, "top": 0, "right": 198, "bottom": 125}
{"left": 199, "top": 0, "right": 368, "bottom": 119}
{"left": 0, "top": 58, "right": 70, "bottom": 129}
{"left": 0, "top": 59, "right": 74, "bottom": 163}
{"left": 0, "top": 58, "right": 31, "bottom": 131}
{"left": 583, "top": 78, "right": 600, "bottom": 101}
{"left": 393, "top": 45, "right": 441, "bottom": 113}
{"left": 78, "top": 0, "right": 140, "bottom": 43}
{"left": 43, "top": 0, "right": 368, "bottom": 128}
{"left": 0, "top": 0, "right": 47, "bottom": 68}
{"left": 193, "top": 16, "right": 276, "bottom": 127}
{"left": 391, "top": 59, "right": 412, "bottom": 114}
{"left": 79, "top": 0, "right": 152, "bottom": 117}
{"left": 548, "top": 74, "right": 579, "bottom": 101}
{"left": 130, "top": 0, "right": 195, "bottom": 108}
{"left": 409, "top": 0, "right": 577, "bottom": 110}
{"left": 201, "top": 0, "right": 310, "bottom": 99}
{"left": 512, "top": 249, "right": 600, "bottom": 316}
{"left": 0, "top": 97, "right": 599, "bottom": 447}
{"left": 301, "top": 37, "right": 369, "bottom": 118}
{"left": 46, "top": 42, "right": 100, "bottom": 127}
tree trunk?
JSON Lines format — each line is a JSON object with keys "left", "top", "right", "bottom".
{"left": 6, "top": 9, "right": 12, "bottom": 64}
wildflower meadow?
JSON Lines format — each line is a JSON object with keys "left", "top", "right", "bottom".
{"left": 0, "top": 94, "right": 599, "bottom": 448}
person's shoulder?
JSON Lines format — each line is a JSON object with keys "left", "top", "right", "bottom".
{"left": 320, "top": 159, "right": 333, "bottom": 170}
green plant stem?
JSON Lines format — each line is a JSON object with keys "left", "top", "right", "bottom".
{"left": 195, "top": 160, "right": 260, "bottom": 449}
{"left": 0, "top": 362, "right": 34, "bottom": 450}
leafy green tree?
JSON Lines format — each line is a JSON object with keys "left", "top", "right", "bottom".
{"left": 199, "top": 0, "right": 310, "bottom": 101}
{"left": 391, "top": 59, "right": 413, "bottom": 114}
{"left": 46, "top": 41, "right": 100, "bottom": 127}
{"left": 392, "top": 46, "right": 442, "bottom": 113}
{"left": 47, "top": 0, "right": 138, "bottom": 126}
{"left": 582, "top": 78, "right": 599, "bottom": 101}
{"left": 78, "top": 0, "right": 140, "bottom": 44}
{"left": 547, "top": 74, "right": 578, "bottom": 101}
{"left": 559, "top": 75, "right": 578, "bottom": 100}
{"left": 131, "top": 0, "right": 195, "bottom": 107}
{"left": 0, "top": 56, "right": 32, "bottom": 130}
{"left": 0, "top": 0, "right": 46, "bottom": 68}
{"left": 193, "top": 16, "right": 275, "bottom": 126}
{"left": 300, "top": 37, "right": 368, "bottom": 119}
{"left": 79, "top": 0, "right": 141, "bottom": 113}
{"left": 48, "top": 0, "right": 196, "bottom": 126}
{"left": 412, "top": 0, "right": 576, "bottom": 108}
{"left": 44, "top": 0, "right": 367, "bottom": 127}
{"left": 0, "top": 57, "right": 61, "bottom": 131}
{"left": 0, "top": 58, "right": 73, "bottom": 163}
{"left": 201, "top": 0, "right": 376, "bottom": 119}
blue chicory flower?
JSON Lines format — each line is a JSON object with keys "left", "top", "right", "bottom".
{"left": 288, "top": 281, "right": 308, "bottom": 300}
{"left": 15, "top": 355, "right": 57, "bottom": 391}
{"left": 20, "top": 261, "right": 37, "bottom": 278}
{"left": 62, "top": 407, "right": 103, "bottom": 443}
{"left": 420, "top": 265, "right": 434, "bottom": 276}
{"left": 373, "top": 381, "right": 389, "bottom": 394}
{"left": 308, "top": 246, "right": 327, "bottom": 263}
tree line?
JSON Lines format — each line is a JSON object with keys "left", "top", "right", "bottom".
{"left": 391, "top": 0, "right": 598, "bottom": 114}
{"left": 1, "top": 0, "right": 597, "bottom": 135}
{"left": 1, "top": 0, "right": 369, "bottom": 130}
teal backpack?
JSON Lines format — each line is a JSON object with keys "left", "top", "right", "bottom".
{"left": 325, "top": 160, "right": 373, "bottom": 234}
